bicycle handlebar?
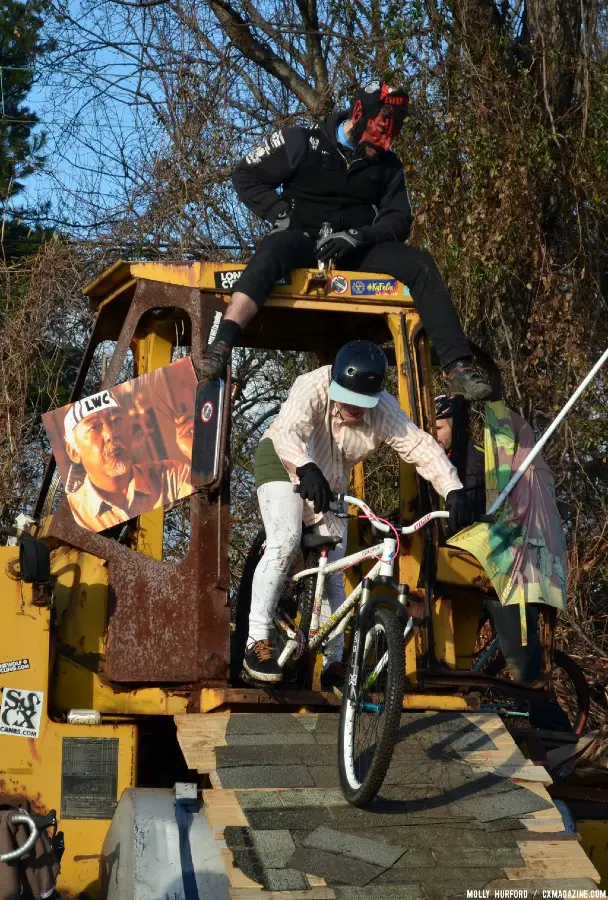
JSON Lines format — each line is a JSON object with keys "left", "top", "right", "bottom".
{"left": 338, "top": 495, "right": 450, "bottom": 534}
{"left": 293, "top": 484, "right": 495, "bottom": 532}
{"left": 0, "top": 811, "right": 39, "bottom": 862}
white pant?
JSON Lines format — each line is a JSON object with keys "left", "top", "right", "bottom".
{"left": 249, "top": 481, "right": 347, "bottom": 665}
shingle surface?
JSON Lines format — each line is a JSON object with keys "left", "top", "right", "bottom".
{"left": 215, "top": 712, "right": 587, "bottom": 898}
{"left": 301, "top": 826, "right": 405, "bottom": 868}
{"left": 218, "top": 764, "right": 315, "bottom": 789}
{"left": 251, "top": 829, "right": 296, "bottom": 868}
{"left": 287, "top": 847, "right": 387, "bottom": 886}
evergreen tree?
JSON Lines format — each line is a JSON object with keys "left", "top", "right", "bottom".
{"left": 0, "top": 0, "right": 51, "bottom": 259}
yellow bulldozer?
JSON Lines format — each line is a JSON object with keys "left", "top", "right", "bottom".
{"left": 0, "top": 260, "right": 605, "bottom": 898}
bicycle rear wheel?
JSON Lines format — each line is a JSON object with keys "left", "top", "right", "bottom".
{"left": 552, "top": 649, "right": 590, "bottom": 736}
{"left": 338, "top": 607, "right": 404, "bottom": 808}
{"left": 275, "top": 548, "right": 320, "bottom": 687}
{"left": 474, "top": 637, "right": 590, "bottom": 736}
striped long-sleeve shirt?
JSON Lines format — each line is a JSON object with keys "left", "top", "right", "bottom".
{"left": 264, "top": 365, "right": 462, "bottom": 529}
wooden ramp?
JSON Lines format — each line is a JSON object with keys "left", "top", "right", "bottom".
{"left": 176, "top": 711, "right": 600, "bottom": 900}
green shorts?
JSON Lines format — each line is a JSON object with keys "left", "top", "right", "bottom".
{"left": 254, "top": 438, "right": 291, "bottom": 489}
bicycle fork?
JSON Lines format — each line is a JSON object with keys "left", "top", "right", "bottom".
{"left": 348, "top": 578, "right": 411, "bottom": 709}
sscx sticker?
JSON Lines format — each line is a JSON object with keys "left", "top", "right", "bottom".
{"left": 0, "top": 687, "right": 44, "bottom": 738}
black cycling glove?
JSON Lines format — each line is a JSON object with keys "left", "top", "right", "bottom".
{"left": 315, "top": 229, "right": 368, "bottom": 262}
{"left": 445, "top": 489, "right": 476, "bottom": 534}
{"left": 271, "top": 209, "right": 291, "bottom": 232}
{"left": 296, "top": 463, "right": 332, "bottom": 515}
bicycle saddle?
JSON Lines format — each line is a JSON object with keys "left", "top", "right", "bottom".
{"left": 302, "top": 533, "right": 342, "bottom": 550}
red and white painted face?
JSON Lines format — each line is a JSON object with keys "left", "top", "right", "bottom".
{"left": 351, "top": 84, "right": 408, "bottom": 153}
{"left": 337, "top": 402, "right": 367, "bottom": 422}
{"left": 358, "top": 106, "right": 396, "bottom": 152}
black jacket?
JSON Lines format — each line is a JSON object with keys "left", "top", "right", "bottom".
{"left": 461, "top": 441, "right": 486, "bottom": 518}
{"left": 232, "top": 111, "right": 413, "bottom": 243}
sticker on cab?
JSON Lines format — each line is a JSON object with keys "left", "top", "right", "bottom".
{"left": 0, "top": 688, "right": 44, "bottom": 738}
{"left": 214, "top": 270, "right": 291, "bottom": 290}
{"left": 351, "top": 278, "right": 398, "bottom": 296}
{"left": 331, "top": 275, "right": 348, "bottom": 294}
{"left": 0, "top": 659, "right": 30, "bottom": 675}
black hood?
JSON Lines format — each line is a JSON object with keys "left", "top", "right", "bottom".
{"left": 317, "top": 111, "right": 352, "bottom": 149}
{"left": 317, "top": 111, "right": 396, "bottom": 165}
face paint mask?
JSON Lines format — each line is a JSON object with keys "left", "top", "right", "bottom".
{"left": 351, "top": 81, "right": 409, "bottom": 153}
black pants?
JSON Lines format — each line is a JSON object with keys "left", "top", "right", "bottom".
{"left": 485, "top": 598, "right": 541, "bottom": 683}
{"left": 234, "top": 230, "right": 470, "bottom": 369}
{"left": 485, "top": 599, "right": 572, "bottom": 731}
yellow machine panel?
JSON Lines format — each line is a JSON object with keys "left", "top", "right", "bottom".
{"left": 578, "top": 819, "right": 608, "bottom": 889}
{"left": 50, "top": 546, "right": 188, "bottom": 716}
{"left": 0, "top": 547, "right": 137, "bottom": 898}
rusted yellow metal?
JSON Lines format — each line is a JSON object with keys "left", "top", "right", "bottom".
{"left": 49, "top": 262, "right": 488, "bottom": 707}
{"left": 50, "top": 545, "right": 187, "bottom": 715}
{"left": 453, "top": 594, "right": 485, "bottom": 669}
{"left": 131, "top": 318, "right": 175, "bottom": 561}
{"left": 577, "top": 819, "right": 608, "bottom": 889}
{"left": 431, "top": 596, "right": 456, "bottom": 668}
{"left": 84, "top": 260, "right": 417, "bottom": 311}
{"left": 385, "top": 314, "right": 425, "bottom": 593}
{"left": 197, "top": 688, "right": 479, "bottom": 713}
{"left": 0, "top": 548, "right": 137, "bottom": 900}
{"left": 436, "top": 545, "right": 488, "bottom": 586}
{"left": 95, "top": 277, "right": 137, "bottom": 313}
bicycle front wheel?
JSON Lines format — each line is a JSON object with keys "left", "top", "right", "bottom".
{"left": 338, "top": 607, "right": 405, "bottom": 807}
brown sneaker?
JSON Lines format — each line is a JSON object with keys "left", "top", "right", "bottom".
{"left": 243, "top": 639, "right": 283, "bottom": 683}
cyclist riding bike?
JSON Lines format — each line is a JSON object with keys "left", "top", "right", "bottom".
{"left": 244, "top": 340, "right": 476, "bottom": 685}
{"left": 201, "top": 81, "right": 491, "bottom": 403}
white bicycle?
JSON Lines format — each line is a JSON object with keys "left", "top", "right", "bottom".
{"left": 234, "top": 488, "right": 463, "bottom": 807}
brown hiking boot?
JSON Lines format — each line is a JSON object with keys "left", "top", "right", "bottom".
{"left": 445, "top": 360, "right": 492, "bottom": 401}
{"left": 200, "top": 340, "right": 231, "bottom": 381}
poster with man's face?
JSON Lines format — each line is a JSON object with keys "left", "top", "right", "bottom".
{"left": 42, "top": 357, "right": 197, "bottom": 533}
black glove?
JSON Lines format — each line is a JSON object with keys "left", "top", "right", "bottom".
{"left": 445, "top": 489, "right": 475, "bottom": 534}
{"left": 296, "top": 463, "right": 332, "bottom": 515}
{"left": 270, "top": 209, "right": 291, "bottom": 232}
{"left": 315, "top": 229, "right": 367, "bottom": 262}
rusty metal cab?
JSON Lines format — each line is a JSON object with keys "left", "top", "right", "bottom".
{"left": 0, "top": 260, "right": 497, "bottom": 896}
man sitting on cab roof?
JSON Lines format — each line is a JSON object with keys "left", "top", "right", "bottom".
{"left": 201, "top": 80, "right": 491, "bottom": 403}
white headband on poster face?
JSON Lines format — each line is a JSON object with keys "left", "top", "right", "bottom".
{"left": 64, "top": 390, "right": 119, "bottom": 442}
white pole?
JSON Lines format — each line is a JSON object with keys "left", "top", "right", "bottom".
{"left": 488, "top": 346, "right": 608, "bottom": 516}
